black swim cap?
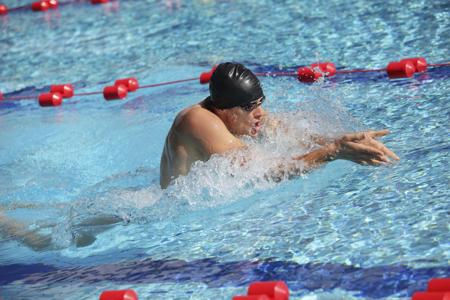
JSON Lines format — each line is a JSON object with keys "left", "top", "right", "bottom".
{"left": 209, "top": 62, "right": 265, "bottom": 110}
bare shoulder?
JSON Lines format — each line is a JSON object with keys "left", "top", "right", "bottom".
{"left": 175, "top": 105, "right": 227, "bottom": 136}
{"left": 173, "top": 104, "right": 243, "bottom": 155}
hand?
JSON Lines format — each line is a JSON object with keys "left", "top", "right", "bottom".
{"left": 333, "top": 129, "right": 399, "bottom": 165}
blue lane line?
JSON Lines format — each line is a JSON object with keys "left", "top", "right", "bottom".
{"left": 1, "top": 258, "right": 449, "bottom": 298}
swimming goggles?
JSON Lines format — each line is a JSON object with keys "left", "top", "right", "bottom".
{"left": 240, "top": 96, "right": 265, "bottom": 112}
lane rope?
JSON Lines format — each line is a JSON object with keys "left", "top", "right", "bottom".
{"left": 0, "top": 58, "right": 449, "bottom": 107}
{"left": 0, "top": 0, "right": 112, "bottom": 14}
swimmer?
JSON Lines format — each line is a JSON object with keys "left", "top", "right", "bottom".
{"left": 160, "top": 62, "right": 399, "bottom": 188}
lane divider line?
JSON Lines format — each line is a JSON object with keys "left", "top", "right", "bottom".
{"left": 1, "top": 58, "right": 449, "bottom": 107}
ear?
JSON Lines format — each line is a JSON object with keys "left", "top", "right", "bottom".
{"left": 228, "top": 110, "right": 239, "bottom": 122}
{"left": 213, "top": 107, "right": 226, "bottom": 118}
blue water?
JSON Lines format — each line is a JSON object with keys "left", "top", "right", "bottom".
{"left": 1, "top": 0, "right": 449, "bottom": 299}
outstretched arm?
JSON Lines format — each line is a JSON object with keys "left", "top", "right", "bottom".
{"left": 266, "top": 129, "right": 399, "bottom": 181}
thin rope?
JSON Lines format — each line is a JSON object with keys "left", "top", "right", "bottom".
{"left": 335, "top": 68, "right": 386, "bottom": 74}
{"left": 139, "top": 77, "right": 198, "bottom": 89}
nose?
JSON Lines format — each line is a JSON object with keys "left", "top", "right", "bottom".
{"left": 253, "top": 106, "right": 263, "bottom": 119}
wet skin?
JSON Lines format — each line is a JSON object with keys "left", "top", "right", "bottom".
{"left": 160, "top": 98, "right": 265, "bottom": 189}
{"left": 160, "top": 99, "right": 399, "bottom": 188}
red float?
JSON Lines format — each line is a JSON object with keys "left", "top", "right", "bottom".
{"left": 91, "top": 0, "right": 109, "bottom": 4}
{"left": 248, "top": 281, "right": 289, "bottom": 300}
{"left": 401, "top": 57, "right": 427, "bottom": 72}
{"left": 232, "top": 296, "right": 271, "bottom": 300}
{"left": 114, "top": 78, "right": 139, "bottom": 92}
{"left": 0, "top": 4, "right": 8, "bottom": 15}
{"left": 0, "top": 91, "right": 3, "bottom": 100}
{"left": 50, "top": 84, "right": 74, "bottom": 98}
{"left": 386, "top": 60, "right": 415, "bottom": 78}
{"left": 311, "top": 62, "right": 336, "bottom": 77}
{"left": 199, "top": 71, "right": 212, "bottom": 84}
{"left": 429, "top": 278, "right": 450, "bottom": 292}
{"left": 31, "top": 1, "right": 49, "bottom": 11}
{"left": 99, "top": 290, "right": 138, "bottom": 300}
{"left": 103, "top": 84, "right": 128, "bottom": 100}
{"left": 46, "top": 0, "right": 59, "bottom": 9}
{"left": 297, "top": 66, "right": 322, "bottom": 82}
{"left": 39, "top": 92, "right": 63, "bottom": 107}
{"left": 199, "top": 65, "right": 217, "bottom": 84}
{"left": 412, "top": 292, "right": 450, "bottom": 300}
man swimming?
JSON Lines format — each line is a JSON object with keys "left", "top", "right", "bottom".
{"left": 1, "top": 63, "right": 398, "bottom": 250}
{"left": 160, "top": 62, "right": 399, "bottom": 188}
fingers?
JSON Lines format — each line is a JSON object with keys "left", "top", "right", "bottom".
{"left": 369, "top": 159, "right": 385, "bottom": 165}
{"left": 368, "top": 129, "right": 390, "bottom": 138}
{"left": 342, "top": 129, "right": 390, "bottom": 141}
{"left": 347, "top": 141, "right": 385, "bottom": 157}
{"left": 345, "top": 141, "right": 394, "bottom": 165}
{"left": 358, "top": 159, "right": 387, "bottom": 166}
{"left": 342, "top": 132, "right": 366, "bottom": 141}
{"left": 341, "top": 130, "right": 399, "bottom": 161}
{"left": 338, "top": 131, "right": 400, "bottom": 165}
{"left": 368, "top": 138, "right": 400, "bottom": 161}
{"left": 377, "top": 143, "right": 400, "bottom": 161}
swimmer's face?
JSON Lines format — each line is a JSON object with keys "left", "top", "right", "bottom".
{"left": 224, "top": 97, "right": 265, "bottom": 137}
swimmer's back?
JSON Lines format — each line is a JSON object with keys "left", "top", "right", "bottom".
{"left": 160, "top": 104, "right": 203, "bottom": 188}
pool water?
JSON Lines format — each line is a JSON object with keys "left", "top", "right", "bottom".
{"left": 0, "top": 0, "right": 449, "bottom": 299}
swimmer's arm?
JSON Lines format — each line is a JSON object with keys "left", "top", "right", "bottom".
{"left": 265, "top": 144, "right": 337, "bottom": 181}
{"left": 265, "top": 130, "right": 399, "bottom": 181}
{"left": 308, "top": 134, "right": 333, "bottom": 146}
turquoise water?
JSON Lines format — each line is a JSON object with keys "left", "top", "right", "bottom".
{"left": 0, "top": 0, "right": 449, "bottom": 299}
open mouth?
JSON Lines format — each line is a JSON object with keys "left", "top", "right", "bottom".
{"left": 250, "top": 122, "right": 261, "bottom": 135}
